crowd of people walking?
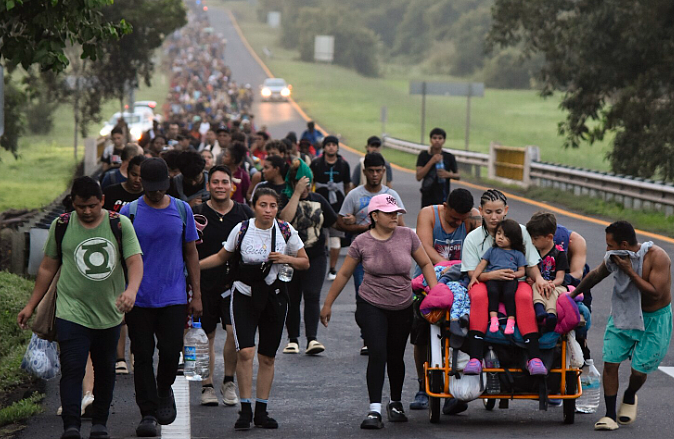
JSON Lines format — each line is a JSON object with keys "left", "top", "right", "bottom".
{"left": 16, "top": 7, "right": 672, "bottom": 439}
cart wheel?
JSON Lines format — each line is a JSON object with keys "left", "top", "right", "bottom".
{"left": 428, "top": 370, "right": 442, "bottom": 423}
{"left": 563, "top": 371, "right": 577, "bottom": 424}
{"left": 483, "top": 399, "right": 496, "bottom": 411}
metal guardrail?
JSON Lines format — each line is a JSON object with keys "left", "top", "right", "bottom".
{"left": 382, "top": 135, "right": 674, "bottom": 215}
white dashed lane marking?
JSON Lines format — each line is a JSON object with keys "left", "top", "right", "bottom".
{"left": 659, "top": 366, "right": 674, "bottom": 380}
{"left": 161, "top": 377, "right": 191, "bottom": 439}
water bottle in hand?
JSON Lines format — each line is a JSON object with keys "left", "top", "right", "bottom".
{"left": 435, "top": 158, "right": 446, "bottom": 184}
{"left": 576, "top": 359, "right": 601, "bottom": 413}
{"left": 278, "top": 249, "right": 295, "bottom": 282}
{"left": 184, "top": 320, "right": 209, "bottom": 381}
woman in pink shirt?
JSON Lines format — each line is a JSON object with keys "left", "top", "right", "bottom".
{"left": 320, "top": 194, "right": 437, "bottom": 430}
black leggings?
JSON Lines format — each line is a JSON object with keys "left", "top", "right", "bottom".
{"left": 486, "top": 279, "right": 518, "bottom": 316}
{"left": 355, "top": 301, "right": 413, "bottom": 403}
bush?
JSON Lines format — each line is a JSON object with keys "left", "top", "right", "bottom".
{"left": 0, "top": 272, "right": 34, "bottom": 390}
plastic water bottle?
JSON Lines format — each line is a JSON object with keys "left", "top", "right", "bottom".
{"left": 435, "top": 159, "right": 446, "bottom": 184}
{"left": 278, "top": 250, "right": 295, "bottom": 282}
{"left": 576, "top": 359, "right": 601, "bottom": 413}
{"left": 484, "top": 346, "right": 501, "bottom": 394}
{"left": 184, "top": 320, "right": 209, "bottom": 381}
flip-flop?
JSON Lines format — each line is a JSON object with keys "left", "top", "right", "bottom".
{"left": 617, "top": 395, "right": 638, "bottom": 425}
{"left": 594, "top": 417, "right": 619, "bottom": 431}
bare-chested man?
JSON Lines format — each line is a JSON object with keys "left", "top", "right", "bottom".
{"left": 410, "top": 188, "right": 480, "bottom": 413}
{"left": 571, "top": 220, "right": 672, "bottom": 431}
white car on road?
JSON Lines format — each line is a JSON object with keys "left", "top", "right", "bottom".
{"left": 260, "top": 78, "right": 291, "bottom": 102}
{"left": 99, "top": 111, "right": 153, "bottom": 141}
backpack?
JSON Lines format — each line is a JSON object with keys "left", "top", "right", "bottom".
{"left": 127, "top": 196, "right": 188, "bottom": 240}
{"left": 225, "top": 219, "right": 292, "bottom": 286}
{"left": 55, "top": 211, "right": 127, "bottom": 278}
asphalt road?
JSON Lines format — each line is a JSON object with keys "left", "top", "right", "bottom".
{"left": 17, "top": 6, "right": 674, "bottom": 439}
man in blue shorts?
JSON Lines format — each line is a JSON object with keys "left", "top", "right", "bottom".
{"left": 571, "top": 221, "right": 672, "bottom": 431}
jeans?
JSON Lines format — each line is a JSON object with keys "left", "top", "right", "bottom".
{"left": 286, "top": 252, "right": 327, "bottom": 341}
{"left": 126, "top": 305, "right": 186, "bottom": 417}
{"left": 355, "top": 301, "right": 413, "bottom": 403}
{"left": 56, "top": 318, "right": 121, "bottom": 430}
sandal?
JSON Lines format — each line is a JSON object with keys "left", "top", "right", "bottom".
{"left": 115, "top": 359, "right": 129, "bottom": 375}
{"left": 594, "top": 416, "right": 619, "bottom": 431}
{"left": 617, "top": 395, "right": 637, "bottom": 425}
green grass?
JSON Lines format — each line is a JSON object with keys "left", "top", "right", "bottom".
{"left": 0, "top": 393, "right": 43, "bottom": 428}
{"left": 223, "top": 1, "right": 613, "bottom": 171}
{"left": 0, "top": 69, "right": 169, "bottom": 212}
{"left": 0, "top": 271, "right": 34, "bottom": 391}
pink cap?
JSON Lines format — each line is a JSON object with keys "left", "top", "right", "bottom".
{"left": 367, "top": 194, "right": 406, "bottom": 215}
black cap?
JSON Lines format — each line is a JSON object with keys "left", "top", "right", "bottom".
{"left": 285, "top": 131, "right": 297, "bottom": 144}
{"left": 323, "top": 135, "right": 339, "bottom": 147}
{"left": 367, "top": 136, "right": 382, "bottom": 146}
{"left": 140, "top": 158, "right": 170, "bottom": 192}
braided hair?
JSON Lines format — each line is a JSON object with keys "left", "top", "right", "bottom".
{"left": 480, "top": 189, "right": 507, "bottom": 207}
{"left": 479, "top": 189, "right": 508, "bottom": 246}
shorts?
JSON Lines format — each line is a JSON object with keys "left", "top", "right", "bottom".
{"left": 201, "top": 288, "right": 232, "bottom": 334}
{"left": 231, "top": 286, "right": 288, "bottom": 358}
{"left": 410, "top": 313, "right": 429, "bottom": 346}
{"left": 532, "top": 285, "right": 567, "bottom": 314}
{"left": 327, "top": 227, "right": 344, "bottom": 249}
{"left": 603, "top": 304, "right": 672, "bottom": 374}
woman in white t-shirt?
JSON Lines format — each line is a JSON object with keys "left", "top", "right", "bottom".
{"left": 200, "top": 188, "right": 309, "bottom": 431}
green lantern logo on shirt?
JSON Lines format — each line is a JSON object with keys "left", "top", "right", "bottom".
{"left": 74, "top": 238, "right": 117, "bottom": 281}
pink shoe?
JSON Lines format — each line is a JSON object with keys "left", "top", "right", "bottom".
{"left": 527, "top": 358, "right": 548, "bottom": 375}
{"left": 504, "top": 319, "right": 515, "bottom": 335}
{"left": 464, "top": 358, "right": 482, "bottom": 375}
{"left": 489, "top": 316, "right": 499, "bottom": 333}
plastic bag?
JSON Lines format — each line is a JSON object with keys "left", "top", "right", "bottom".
{"left": 449, "top": 372, "right": 485, "bottom": 402}
{"left": 449, "top": 348, "right": 470, "bottom": 371}
{"left": 21, "top": 333, "right": 60, "bottom": 380}
{"left": 566, "top": 330, "right": 585, "bottom": 369}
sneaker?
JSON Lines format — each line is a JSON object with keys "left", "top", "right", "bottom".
{"left": 386, "top": 401, "right": 408, "bottom": 422}
{"left": 60, "top": 427, "right": 81, "bottom": 439}
{"left": 527, "top": 358, "right": 548, "bottom": 375}
{"left": 282, "top": 341, "right": 300, "bottom": 354}
{"left": 409, "top": 391, "right": 429, "bottom": 410}
{"left": 360, "top": 411, "right": 384, "bottom": 429}
{"left": 156, "top": 388, "right": 177, "bottom": 425}
{"left": 504, "top": 319, "right": 515, "bottom": 335}
{"left": 135, "top": 416, "right": 158, "bottom": 437}
{"left": 305, "top": 340, "right": 325, "bottom": 355}
{"left": 115, "top": 359, "right": 129, "bottom": 375}
{"left": 327, "top": 269, "right": 337, "bottom": 281}
{"left": 463, "top": 358, "right": 482, "bottom": 375}
{"left": 81, "top": 392, "right": 94, "bottom": 417}
{"left": 234, "top": 410, "right": 252, "bottom": 431}
{"left": 254, "top": 412, "right": 279, "bottom": 429}
{"left": 548, "top": 399, "right": 562, "bottom": 407}
{"left": 360, "top": 345, "right": 369, "bottom": 356}
{"left": 200, "top": 386, "right": 218, "bottom": 406}
{"left": 57, "top": 406, "right": 63, "bottom": 416}
{"left": 442, "top": 398, "right": 468, "bottom": 415}
{"left": 89, "top": 424, "right": 110, "bottom": 439}
{"left": 220, "top": 381, "right": 239, "bottom": 406}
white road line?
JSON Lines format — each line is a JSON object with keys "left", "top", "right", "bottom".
{"left": 161, "top": 377, "right": 191, "bottom": 439}
{"left": 659, "top": 366, "right": 674, "bottom": 379}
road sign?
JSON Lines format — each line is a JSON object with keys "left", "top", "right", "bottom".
{"left": 409, "top": 81, "right": 484, "bottom": 97}
{"left": 0, "top": 66, "right": 4, "bottom": 137}
{"left": 409, "top": 81, "right": 484, "bottom": 149}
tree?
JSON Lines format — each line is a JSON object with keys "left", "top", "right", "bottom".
{"left": 94, "top": 0, "right": 186, "bottom": 112}
{"left": 489, "top": 0, "right": 674, "bottom": 179}
{"left": 0, "top": 0, "right": 130, "bottom": 73}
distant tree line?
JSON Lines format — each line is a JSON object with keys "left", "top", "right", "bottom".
{"left": 256, "top": 0, "right": 540, "bottom": 87}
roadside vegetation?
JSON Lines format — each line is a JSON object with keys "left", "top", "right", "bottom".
{"left": 0, "top": 272, "right": 42, "bottom": 433}
{"left": 223, "top": 1, "right": 614, "bottom": 172}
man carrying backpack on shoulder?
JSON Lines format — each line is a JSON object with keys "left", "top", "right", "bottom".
{"left": 18, "top": 176, "right": 143, "bottom": 439}
{"left": 120, "top": 158, "right": 203, "bottom": 437}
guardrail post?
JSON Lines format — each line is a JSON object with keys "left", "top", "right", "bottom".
{"left": 488, "top": 142, "right": 497, "bottom": 180}
{"left": 84, "top": 137, "right": 98, "bottom": 176}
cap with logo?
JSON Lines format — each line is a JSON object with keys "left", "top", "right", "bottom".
{"left": 368, "top": 194, "right": 406, "bottom": 215}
